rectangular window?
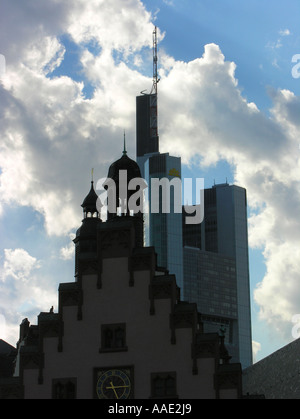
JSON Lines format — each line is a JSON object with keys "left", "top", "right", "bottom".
{"left": 100, "top": 323, "right": 128, "bottom": 353}
{"left": 150, "top": 372, "right": 178, "bottom": 399}
{"left": 52, "top": 378, "right": 77, "bottom": 399}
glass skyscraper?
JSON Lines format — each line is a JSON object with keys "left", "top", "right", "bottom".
{"left": 136, "top": 92, "right": 252, "bottom": 369}
{"left": 143, "top": 153, "right": 183, "bottom": 290}
{"left": 183, "top": 184, "right": 253, "bottom": 369}
{"left": 136, "top": 93, "right": 183, "bottom": 290}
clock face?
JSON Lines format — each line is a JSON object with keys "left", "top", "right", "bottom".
{"left": 96, "top": 368, "right": 132, "bottom": 399}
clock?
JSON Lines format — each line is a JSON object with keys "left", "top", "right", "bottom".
{"left": 95, "top": 368, "right": 132, "bottom": 399}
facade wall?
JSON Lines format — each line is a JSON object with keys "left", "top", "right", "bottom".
{"left": 144, "top": 153, "right": 184, "bottom": 292}
{"left": 183, "top": 247, "right": 239, "bottom": 363}
{"left": 216, "top": 185, "right": 252, "bottom": 368}
{"left": 22, "top": 259, "right": 214, "bottom": 399}
{"left": 14, "top": 217, "right": 242, "bottom": 399}
{"left": 136, "top": 94, "right": 159, "bottom": 160}
{"left": 182, "top": 184, "right": 252, "bottom": 369}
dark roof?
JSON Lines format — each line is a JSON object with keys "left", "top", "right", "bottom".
{"left": 38, "top": 312, "right": 59, "bottom": 322}
{"left": 0, "top": 340, "right": 16, "bottom": 356}
{"left": 0, "top": 340, "right": 17, "bottom": 378}
{"left": 107, "top": 153, "right": 141, "bottom": 184}
{"left": 58, "top": 282, "right": 79, "bottom": 292}
{"left": 81, "top": 181, "right": 99, "bottom": 211}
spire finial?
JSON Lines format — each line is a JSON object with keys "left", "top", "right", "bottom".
{"left": 91, "top": 168, "right": 94, "bottom": 183}
{"left": 123, "top": 130, "right": 127, "bottom": 155}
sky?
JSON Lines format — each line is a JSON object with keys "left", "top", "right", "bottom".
{"left": 0, "top": 0, "right": 299, "bottom": 364}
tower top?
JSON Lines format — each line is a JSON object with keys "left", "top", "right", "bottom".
{"left": 81, "top": 180, "right": 100, "bottom": 219}
{"left": 123, "top": 130, "right": 127, "bottom": 155}
{"left": 151, "top": 26, "right": 159, "bottom": 95}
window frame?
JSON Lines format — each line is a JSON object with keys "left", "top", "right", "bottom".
{"left": 150, "top": 371, "right": 178, "bottom": 399}
{"left": 99, "top": 323, "right": 128, "bottom": 353}
{"left": 52, "top": 378, "right": 77, "bottom": 399}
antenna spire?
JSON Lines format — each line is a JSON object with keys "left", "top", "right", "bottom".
{"left": 149, "top": 26, "right": 159, "bottom": 139}
{"left": 152, "top": 26, "right": 159, "bottom": 95}
{"left": 123, "top": 130, "right": 127, "bottom": 155}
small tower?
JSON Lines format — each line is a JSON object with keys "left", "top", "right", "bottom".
{"left": 73, "top": 178, "right": 102, "bottom": 278}
{"left": 105, "top": 135, "right": 143, "bottom": 220}
{"left": 81, "top": 169, "right": 101, "bottom": 219}
{"left": 104, "top": 135, "right": 144, "bottom": 247}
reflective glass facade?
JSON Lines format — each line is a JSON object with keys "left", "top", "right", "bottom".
{"left": 142, "top": 153, "right": 183, "bottom": 291}
{"left": 183, "top": 247, "right": 239, "bottom": 363}
{"left": 183, "top": 184, "right": 253, "bottom": 369}
{"left": 136, "top": 93, "right": 252, "bottom": 369}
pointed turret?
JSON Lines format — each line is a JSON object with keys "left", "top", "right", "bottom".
{"left": 73, "top": 178, "right": 102, "bottom": 278}
{"left": 81, "top": 180, "right": 100, "bottom": 219}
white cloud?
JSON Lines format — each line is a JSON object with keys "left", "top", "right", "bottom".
{"left": 266, "top": 28, "right": 291, "bottom": 52}
{"left": 254, "top": 244, "right": 300, "bottom": 337}
{"left": 279, "top": 29, "right": 291, "bottom": 37}
{"left": 252, "top": 341, "right": 261, "bottom": 364}
{"left": 23, "top": 36, "right": 66, "bottom": 75}
{"left": 158, "top": 43, "right": 300, "bottom": 340}
{"left": 0, "top": 248, "right": 57, "bottom": 344}
{"left": 162, "top": 0, "right": 174, "bottom": 5}
{"left": 60, "top": 234, "right": 76, "bottom": 260}
{"left": 0, "top": 0, "right": 158, "bottom": 238}
{"left": 67, "top": 0, "right": 157, "bottom": 52}
{"left": 0, "top": 248, "right": 40, "bottom": 283}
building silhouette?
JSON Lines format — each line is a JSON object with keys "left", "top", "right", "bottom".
{"left": 135, "top": 28, "right": 252, "bottom": 369}
{"left": 136, "top": 118, "right": 253, "bottom": 369}
{"left": 136, "top": 93, "right": 252, "bottom": 369}
{"left": 0, "top": 151, "right": 242, "bottom": 399}
{"left": 183, "top": 184, "right": 253, "bottom": 369}
{"left": 136, "top": 90, "right": 184, "bottom": 292}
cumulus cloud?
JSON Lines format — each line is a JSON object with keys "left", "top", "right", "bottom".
{"left": 158, "top": 44, "right": 300, "bottom": 341}
{"left": 0, "top": 248, "right": 57, "bottom": 344}
{"left": 0, "top": 0, "right": 159, "bottom": 237}
{"left": 60, "top": 233, "right": 76, "bottom": 261}
{"left": 0, "top": 0, "right": 157, "bottom": 342}
{"left": 252, "top": 341, "right": 262, "bottom": 364}
{"left": 159, "top": 44, "right": 289, "bottom": 165}
{"left": 279, "top": 29, "right": 291, "bottom": 37}
{"left": 1, "top": 248, "right": 41, "bottom": 282}
{"left": 67, "top": 0, "right": 156, "bottom": 52}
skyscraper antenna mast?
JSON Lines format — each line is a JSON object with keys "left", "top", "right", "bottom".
{"left": 151, "top": 26, "right": 159, "bottom": 95}
{"left": 148, "top": 26, "right": 159, "bottom": 140}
